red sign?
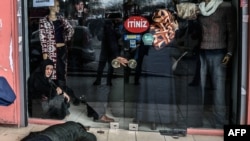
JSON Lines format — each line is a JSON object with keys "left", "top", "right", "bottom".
{"left": 124, "top": 16, "right": 149, "bottom": 33}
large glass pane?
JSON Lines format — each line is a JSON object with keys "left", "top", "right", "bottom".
{"left": 122, "top": 0, "right": 239, "bottom": 132}
{"left": 26, "top": 0, "right": 239, "bottom": 133}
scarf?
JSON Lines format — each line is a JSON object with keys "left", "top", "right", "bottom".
{"left": 199, "top": 0, "right": 223, "bottom": 16}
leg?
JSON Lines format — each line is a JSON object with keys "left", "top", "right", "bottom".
{"left": 199, "top": 52, "right": 208, "bottom": 106}
{"left": 93, "top": 52, "right": 108, "bottom": 85}
{"left": 106, "top": 58, "right": 114, "bottom": 86}
{"left": 209, "top": 51, "right": 227, "bottom": 127}
{"left": 86, "top": 103, "right": 99, "bottom": 120}
{"left": 56, "top": 46, "right": 67, "bottom": 86}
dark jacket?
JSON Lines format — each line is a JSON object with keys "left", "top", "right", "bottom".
{"left": 21, "top": 121, "right": 96, "bottom": 141}
{"left": 100, "top": 19, "right": 121, "bottom": 60}
{"left": 28, "top": 59, "right": 69, "bottom": 119}
{"left": 28, "top": 59, "right": 56, "bottom": 99}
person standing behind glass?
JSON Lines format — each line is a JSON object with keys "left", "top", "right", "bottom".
{"left": 93, "top": 17, "right": 123, "bottom": 86}
{"left": 198, "top": 0, "right": 235, "bottom": 128}
{"left": 39, "top": 0, "right": 74, "bottom": 88}
{"left": 70, "top": 0, "right": 88, "bottom": 25}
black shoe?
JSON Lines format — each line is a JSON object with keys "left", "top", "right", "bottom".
{"left": 87, "top": 112, "right": 93, "bottom": 117}
{"left": 86, "top": 104, "right": 99, "bottom": 120}
{"left": 93, "top": 80, "right": 101, "bottom": 85}
{"left": 87, "top": 111, "right": 99, "bottom": 120}
{"left": 92, "top": 112, "right": 99, "bottom": 121}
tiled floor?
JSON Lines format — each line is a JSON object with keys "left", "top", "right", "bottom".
{"left": 23, "top": 98, "right": 224, "bottom": 141}
{"left": 21, "top": 73, "right": 224, "bottom": 141}
{"left": 0, "top": 123, "right": 223, "bottom": 141}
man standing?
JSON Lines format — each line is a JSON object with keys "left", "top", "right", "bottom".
{"left": 198, "top": 0, "right": 235, "bottom": 128}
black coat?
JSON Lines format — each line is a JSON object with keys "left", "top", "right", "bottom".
{"left": 99, "top": 19, "right": 121, "bottom": 60}
{"left": 28, "top": 59, "right": 69, "bottom": 119}
{"left": 28, "top": 59, "right": 56, "bottom": 99}
{"left": 21, "top": 121, "right": 96, "bottom": 141}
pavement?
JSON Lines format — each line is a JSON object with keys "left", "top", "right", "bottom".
{"left": 0, "top": 123, "right": 223, "bottom": 141}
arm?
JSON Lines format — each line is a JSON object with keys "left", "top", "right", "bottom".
{"left": 61, "top": 16, "right": 74, "bottom": 42}
{"left": 55, "top": 87, "right": 70, "bottom": 102}
{"left": 49, "top": 79, "right": 70, "bottom": 102}
{"left": 30, "top": 73, "right": 51, "bottom": 99}
{"left": 222, "top": 3, "right": 235, "bottom": 65}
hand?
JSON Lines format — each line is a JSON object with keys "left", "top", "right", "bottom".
{"left": 172, "top": 20, "right": 179, "bottom": 31}
{"left": 43, "top": 53, "right": 48, "bottom": 60}
{"left": 56, "top": 43, "right": 66, "bottom": 47}
{"left": 222, "top": 54, "right": 231, "bottom": 65}
{"left": 63, "top": 92, "right": 70, "bottom": 102}
{"left": 56, "top": 87, "right": 63, "bottom": 95}
{"left": 41, "top": 95, "right": 48, "bottom": 101}
{"left": 116, "top": 57, "right": 128, "bottom": 67}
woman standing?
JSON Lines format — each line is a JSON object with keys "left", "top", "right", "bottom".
{"left": 39, "top": 0, "right": 74, "bottom": 88}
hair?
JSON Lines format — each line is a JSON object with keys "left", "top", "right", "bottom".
{"left": 40, "top": 59, "right": 54, "bottom": 73}
{"left": 74, "top": 0, "right": 84, "bottom": 5}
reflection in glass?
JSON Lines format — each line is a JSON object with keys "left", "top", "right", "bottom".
{"left": 27, "top": 0, "right": 238, "bottom": 131}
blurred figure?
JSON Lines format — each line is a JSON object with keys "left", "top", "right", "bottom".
{"left": 93, "top": 17, "right": 123, "bottom": 86}
{"left": 89, "top": 17, "right": 127, "bottom": 122}
{"left": 70, "top": 0, "right": 88, "bottom": 25}
{"left": 122, "top": 0, "right": 142, "bottom": 84}
{"left": 123, "top": 0, "right": 140, "bottom": 19}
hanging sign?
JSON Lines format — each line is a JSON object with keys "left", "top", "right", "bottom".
{"left": 124, "top": 16, "right": 149, "bottom": 33}
{"left": 33, "top": 0, "right": 54, "bottom": 7}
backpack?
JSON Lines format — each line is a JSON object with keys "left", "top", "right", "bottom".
{"left": 0, "top": 76, "right": 16, "bottom": 106}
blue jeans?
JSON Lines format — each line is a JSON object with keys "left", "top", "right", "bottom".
{"left": 199, "top": 49, "right": 227, "bottom": 127}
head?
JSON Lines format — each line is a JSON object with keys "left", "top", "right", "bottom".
{"left": 49, "top": 0, "right": 60, "bottom": 14}
{"left": 41, "top": 59, "right": 54, "bottom": 78}
{"left": 74, "top": 0, "right": 84, "bottom": 12}
{"left": 203, "top": 0, "right": 211, "bottom": 3}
